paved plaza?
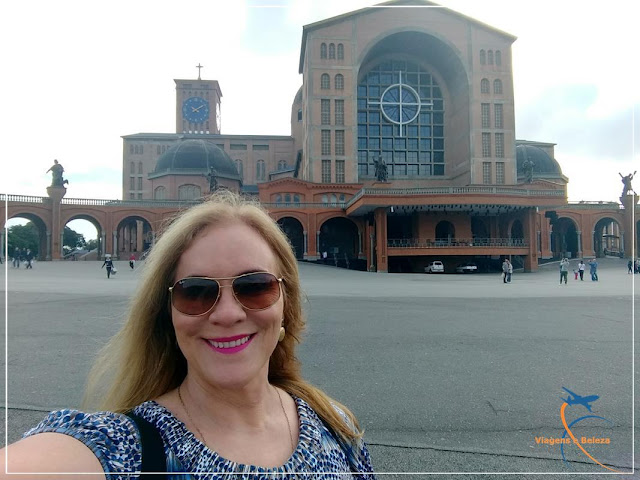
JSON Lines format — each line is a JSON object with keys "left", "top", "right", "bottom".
{"left": 1, "top": 258, "right": 638, "bottom": 478}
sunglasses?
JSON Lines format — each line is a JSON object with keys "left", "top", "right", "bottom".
{"left": 169, "top": 272, "right": 283, "bottom": 316}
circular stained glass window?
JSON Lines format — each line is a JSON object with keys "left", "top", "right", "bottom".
{"left": 380, "top": 83, "right": 421, "bottom": 125}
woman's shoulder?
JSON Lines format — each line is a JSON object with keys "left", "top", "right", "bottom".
{"left": 24, "top": 408, "right": 141, "bottom": 474}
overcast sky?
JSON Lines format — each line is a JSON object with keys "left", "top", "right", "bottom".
{"left": 2, "top": 0, "right": 638, "bottom": 239}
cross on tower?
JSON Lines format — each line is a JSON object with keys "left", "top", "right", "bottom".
{"left": 196, "top": 63, "right": 203, "bottom": 80}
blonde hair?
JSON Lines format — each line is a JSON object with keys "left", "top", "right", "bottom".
{"left": 83, "top": 190, "right": 361, "bottom": 442}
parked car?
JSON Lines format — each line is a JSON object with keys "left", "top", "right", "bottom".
{"left": 455, "top": 262, "right": 478, "bottom": 273}
{"left": 425, "top": 260, "right": 445, "bottom": 273}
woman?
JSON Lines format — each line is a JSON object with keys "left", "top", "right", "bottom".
{"left": 102, "top": 255, "right": 114, "bottom": 278}
{"left": 1, "top": 192, "right": 376, "bottom": 478}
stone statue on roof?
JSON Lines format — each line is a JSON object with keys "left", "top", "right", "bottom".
{"left": 619, "top": 171, "right": 636, "bottom": 200}
{"left": 373, "top": 156, "right": 388, "bottom": 182}
{"left": 46, "top": 160, "right": 69, "bottom": 187}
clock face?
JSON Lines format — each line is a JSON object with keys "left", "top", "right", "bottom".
{"left": 182, "top": 96, "right": 210, "bottom": 123}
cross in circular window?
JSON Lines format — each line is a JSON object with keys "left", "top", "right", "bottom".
{"left": 368, "top": 71, "right": 433, "bottom": 136}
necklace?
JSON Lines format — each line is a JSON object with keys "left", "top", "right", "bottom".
{"left": 177, "top": 384, "right": 296, "bottom": 452}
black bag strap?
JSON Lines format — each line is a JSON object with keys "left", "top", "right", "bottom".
{"left": 125, "top": 412, "right": 167, "bottom": 478}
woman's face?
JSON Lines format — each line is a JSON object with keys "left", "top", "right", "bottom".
{"left": 171, "top": 221, "right": 284, "bottom": 390}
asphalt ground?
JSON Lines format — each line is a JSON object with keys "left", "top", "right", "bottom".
{"left": 1, "top": 257, "right": 638, "bottom": 479}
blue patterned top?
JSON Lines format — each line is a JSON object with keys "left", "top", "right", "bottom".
{"left": 25, "top": 396, "right": 376, "bottom": 479}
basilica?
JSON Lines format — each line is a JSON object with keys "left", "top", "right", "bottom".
{"left": 5, "top": 0, "right": 637, "bottom": 270}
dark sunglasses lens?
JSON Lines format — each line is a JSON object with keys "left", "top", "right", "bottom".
{"left": 233, "top": 273, "right": 280, "bottom": 309}
{"left": 173, "top": 278, "right": 219, "bottom": 315}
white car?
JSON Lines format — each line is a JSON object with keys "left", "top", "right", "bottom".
{"left": 425, "top": 261, "right": 445, "bottom": 273}
{"left": 455, "top": 262, "right": 478, "bottom": 273}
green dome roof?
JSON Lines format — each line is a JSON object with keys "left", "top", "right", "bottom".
{"left": 516, "top": 144, "right": 563, "bottom": 176}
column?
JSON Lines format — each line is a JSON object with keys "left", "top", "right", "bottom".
{"left": 316, "top": 231, "right": 321, "bottom": 258}
{"left": 59, "top": 232, "right": 65, "bottom": 258}
{"left": 112, "top": 231, "right": 118, "bottom": 259}
{"left": 358, "top": 230, "right": 363, "bottom": 256}
{"left": 46, "top": 231, "right": 52, "bottom": 260}
{"left": 369, "top": 232, "right": 375, "bottom": 271}
{"left": 576, "top": 231, "right": 582, "bottom": 258}
{"left": 136, "top": 220, "right": 144, "bottom": 253}
{"left": 374, "top": 207, "right": 388, "bottom": 273}
{"left": 303, "top": 231, "right": 308, "bottom": 259}
{"left": 620, "top": 232, "right": 624, "bottom": 257}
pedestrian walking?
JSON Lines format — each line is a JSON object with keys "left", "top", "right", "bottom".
{"left": 628, "top": 259, "right": 633, "bottom": 274}
{"left": 559, "top": 258, "right": 570, "bottom": 284}
{"left": 507, "top": 259, "right": 513, "bottom": 283}
{"left": 129, "top": 253, "right": 136, "bottom": 270}
{"left": 501, "top": 258, "right": 509, "bottom": 283}
{"left": 13, "top": 248, "right": 21, "bottom": 268}
{"left": 102, "top": 255, "right": 114, "bottom": 279}
{"left": 578, "top": 260, "right": 585, "bottom": 281}
{"left": 24, "top": 249, "right": 34, "bottom": 269}
{"left": 588, "top": 258, "right": 598, "bottom": 281}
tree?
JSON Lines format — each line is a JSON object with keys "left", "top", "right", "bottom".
{"left": 86, "top": 239, "right": 99, "bottom": 251}
{"left": 8, "top": 223, "right": 39, "bottom": 256}
{"left": 63, "top": 226, "right": 86, "bottom": 250}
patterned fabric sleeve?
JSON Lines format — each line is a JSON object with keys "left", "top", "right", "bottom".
{"left": 331, "top": 403, "right": 377, "bottom": 479}
{"left": 24, "top": 409, "right": 142, "bottom": 479}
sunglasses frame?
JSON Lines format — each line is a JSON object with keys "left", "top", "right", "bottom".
{"left": 168, "top": 271, "right": 283, "bottom": 316}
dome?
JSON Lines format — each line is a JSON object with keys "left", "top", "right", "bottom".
{"left": 154, "top": 139, "right": 240, "bottom": 178}
{"left": 516, "top": 144, "right": 563, "bottom": 176}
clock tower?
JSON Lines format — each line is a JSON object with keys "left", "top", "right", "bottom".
{"left": 175, "top": 74, "right": 222, "bottom": 134}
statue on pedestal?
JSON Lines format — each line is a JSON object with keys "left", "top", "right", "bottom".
{"left": 204, "top": 166, "right": 218, "bottom": 192}
{"left": 46, "top": 160, "right": 68, "bottom": 187}
{"left": 373, "top": 156, "right": 388, "bottom": 182}
{"left": 522, "top": 158, "right": 534, "bottom": 183}
{"left": 619, "top": 171, "right": 636, "bottom": 201}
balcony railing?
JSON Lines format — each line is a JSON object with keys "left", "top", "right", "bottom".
{"left": 387, "top": 238, "right": 528, "bottom": 248}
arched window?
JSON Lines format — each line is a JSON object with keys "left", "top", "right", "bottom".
{"left": 284, "top": 193, "right": 291, "bottom": 204}
{"left": 320, "top": 43, "right": 327, "bottom": 59}
{"left": 138, "top": 162, "right": 143, "bottom": 174}
{"left": 480, "top": 49, "right": 486, "bottom": 65}
{"left": 339, "top": 194, "right": 345, "bottom": 202}
{"left": 322, "top": 195, "right": 328, "bottom": 204}
{"left": 178, "top": 184, "right": 201, "bottom": 200}
{"left": 154, "top": 186, "right": 166, "bottom": 200}
{"left": 495, "top": 50, "right": 502, "bottom": 66}
{"left": 235, "top": 160, "right": 243, "bottom": 180}
{"left": 275, "top": 194, "right": 282, "bottom": 205}
{"left": 330, "top": 194, "right": 337, "bottom": 203}
{"left": 278, "top": 160, "right": 287, "bottom": 170}
{"left": 129, "top": 145, "right": 134, "bottom": 154}
{"left": 329, "top": 43, "right": 335, "bottom": 59}
{"left": 256, "top": 160, "right": 265, "bottom": 181}
{"left": 130, "top": 162, "right": 135, "bottom": 174}
{"left": 293, "top": 194, "right": 300, "bottom": 205}
{"left": 493, "top": 79, "right": 503, "bottom": 95}
{"left": 488, "top": 50, "right": 494, "bottom": 65}
{"left": 481, "top": 78, "right": 490, "bottom": 94}
{"left": 337, "top": 43, "right": 344, "bottom": 60}
{"left": 321, "top": 73, "right": 330, "bottom": 89}
{"left": 335, "top": 74, "right": 344, "bottom": 90}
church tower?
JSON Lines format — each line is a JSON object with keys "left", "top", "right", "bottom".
{"left": 175, "top": 65, "right": 222, "bottom": 135}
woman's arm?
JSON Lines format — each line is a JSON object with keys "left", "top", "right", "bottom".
{"left": 0, "top": 433, "right": 105, "bottom": 479}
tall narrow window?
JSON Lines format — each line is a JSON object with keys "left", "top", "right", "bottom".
{"left": 129, "top": 145, "right": 134, "bottom": 154}
{"left": 320, "top": 43, "right": 327, "bottom": 59}
{"left": 137, "top": 177, "right": 142, "bottom": 190}
{"left": 297, "top": 109, "right": 302, "bottom": 122}
{"left": 335, "top": 74, "right": 344, "bottom": 90}
{"left": 483, "top": 162, "right": 492, "bottom": 184}
{"left": 488, "top": 50, "right": 494, "bottom": 65}
{"left": 336, "top": 160, "right": 345, "bottom": 183}
{"left": 480, "top": 50, "right": 486, "bottom": 65}
{"left": 495, "top": 50, "right": 502, "bottom": 66}
{"left": 496, "top": 162, "right": 505, "bottom": 184}
{"left": 322, "top": 160, "right": 331, "bottom": 183}
{"left": 321, "top": 73, "right": 330, "bottom": 89}
{"left": 235, "top": 160, "right": 243, "bottom": 180}
{"left": 256, "top": 160, "right": 265, "bottom": 181}
{"left": 481, "top": 103, "right": 490, "bottom": 128}
{"left": 277, "top": 160, "right": 287, "bottom": 170}
{"left": 138, "top": 162, "right": 143, "bottom": 174}
{"left": 335, "top": 100, "right": 344, "bottom": 125}
{"left": 321, "top": 130, "right": 331, "bottom": 155}
{"left": 321, "top": 99, "right": 330, "bottom": 125}
{"left": 482, "top": 133, "right": 491, "bottom": 157}
{"left": 494, "top": 104, "right": 503, "bottom": 129}
{"left": 329, "top": 43, "right": 335, "bottom": 59}
{"left": 494, "top": 79, "right": 503, "bottom": 95}
{"left": 335, "top": 130, "right": 345, "bottom": 155}
{"left": 154, "top": 186, "right": 166, "bottom": 200}
{"left": 130, "top": 177, "right": 135, "bottom": 190}
{"left": 495, "top": 133, "right": 504, "bottom": 158}
{"left": 337, "top": 43, "right": 344, "bottom": 60}
{"left": 130, "top": 162, "right": 135, "bottom": 174}
{"left": 481, "top": 78, "right": 489, "bottom": 94}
